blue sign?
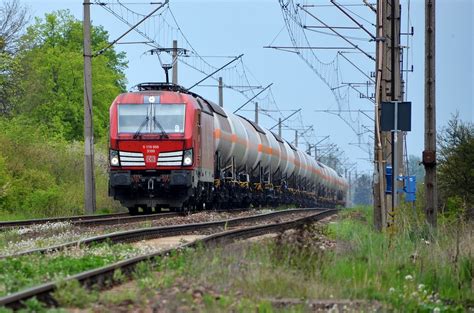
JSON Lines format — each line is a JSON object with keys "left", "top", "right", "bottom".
{"left": 385, "top": 165, "right": 392, "bottom": 194}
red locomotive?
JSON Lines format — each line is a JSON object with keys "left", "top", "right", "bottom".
{"left": 109, "top": 83, "right": 348, "bottom": 214}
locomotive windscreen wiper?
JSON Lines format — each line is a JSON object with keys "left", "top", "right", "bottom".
{"left": 152, "top": 116, "right": 169, "bottom": 139}
{"left": 133, "top": 116, "right": 149, "bottom": 139}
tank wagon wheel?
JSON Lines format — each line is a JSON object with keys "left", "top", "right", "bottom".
{"left": 241, "top": 197, "right": 252, "bottom": 209}
{"left": 172, "top": 201, "right": 195, "bottom": 214}
{"left": 128, "top": 205, "right": 154, "bottom": 215}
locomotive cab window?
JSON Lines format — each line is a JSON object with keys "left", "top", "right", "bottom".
{"left": 117, "top": 104, "right": 149, "bottom": 133}
{"left": 118, "top": 103, "right": 186, "bottom": 134}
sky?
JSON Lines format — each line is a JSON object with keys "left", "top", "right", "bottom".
{"left": 22, "top": 0, "right": 474, "bottom": 176}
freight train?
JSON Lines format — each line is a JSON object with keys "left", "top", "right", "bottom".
{"left": 108, "top": 83, "right": 348, "bottom": 214}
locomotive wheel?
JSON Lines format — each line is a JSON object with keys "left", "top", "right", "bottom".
{"left": 128, "top": 206, "right": 139, "bottom": 215}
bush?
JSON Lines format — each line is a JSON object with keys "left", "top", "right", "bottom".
{"left": 0, "top": 117, "right": 123, "bottom": 218}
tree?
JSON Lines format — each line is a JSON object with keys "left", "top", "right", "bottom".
{"left": 438, "top": 114, "right": 474, "bottom": 218}
{"left": 0, "top": 0, "right": 29, "bottom": 53}
{"left": 407, "top": 154, "right": 424, "bottom": 184}
{"left": 353, "top": 174, "right": 372, "bottom": 206}
{"left": 0, "top": 1, "right": 28, "bottom": 115}
{"left": 14, "top": 10, "right": 127, "bottom": 140}
{"left": 0, "top": 52, "right": 23, "bottom": 115}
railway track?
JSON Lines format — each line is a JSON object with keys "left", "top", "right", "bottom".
{"left": 0, "top": 208, "right": 337, "bottom": 309}
{"left": 0, "top": 208, "right": 265, "bottom": 230}
{"left": 0, "top": 212, "right": 127, "bottom": 229}
{"left": 0, "top": 211, "right": 183, "bottom": 230}
{"left": 2, "top": 208, "right": 325, "bottom": 259}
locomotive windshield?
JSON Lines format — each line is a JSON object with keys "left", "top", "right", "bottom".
{"left": 118, "top": 103, "right": 186, "bottom": 134}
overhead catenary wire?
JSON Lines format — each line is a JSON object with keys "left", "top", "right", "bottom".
{"left": 95, "top": 0, "right": 340, "bottom": 154}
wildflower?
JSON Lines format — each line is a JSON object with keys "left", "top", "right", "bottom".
{"left": 418, "top": 284, "right": 425, "bottom": 291}
{"left": 319, "top": 245, "right": 326, "bottom": 251}
{"left": 389, "top": 287, "right": 395, "bottom": 293}
{"left": 433, "top": 307, "right": 440, "bottom": 313}
{"left": 405, "top": 274, "right": 413, "bottom": 281}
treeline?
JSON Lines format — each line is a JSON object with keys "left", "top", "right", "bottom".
{"left": 0, "top": 2, "right": 127, "bottom": 218}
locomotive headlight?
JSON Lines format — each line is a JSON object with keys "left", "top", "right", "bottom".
{"left": 182, "top": 149, "right": 193, "bottom": 166}
{"left": 110, "top": 150, "right": 120, "bottom": 166}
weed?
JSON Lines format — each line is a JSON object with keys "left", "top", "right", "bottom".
{"left": 112, "top": 268, "right": 126, "bottom": 284}
{"left": 140, "top": 220, "right": 153, "bottom": 228}
{"left": 52, "top": 279, "right": 97, "bottom": 308}
{"left": 132, "top": 260, "right": 161, "bottom": 297}
{"left": 18, "top": 297, "right": 46, "bottom": 313}
{"left": 100, "top": 288, "right": 137, "bottom": 306}
{"left": 132, "top": 261, "right": 153, "bottom": 280}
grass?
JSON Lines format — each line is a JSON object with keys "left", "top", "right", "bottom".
{"left": 126, "top": 206, "right": 472, "bottom": 312}
{"left": 0, "top": 242, "right": 140, "bottom": 297}
{"left": 323, "top": 208, "right": 472, "bottom": 311}
{"left": 1, "top": 206, "right": 472, "bottom": 312}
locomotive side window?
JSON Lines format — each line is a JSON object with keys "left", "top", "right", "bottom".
{"left": 117, "top": 103, "right": 186, "bottom": 134}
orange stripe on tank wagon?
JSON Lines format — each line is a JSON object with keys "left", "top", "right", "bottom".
{"left": 215, "top": 130, "right": 328, "bottom": 176}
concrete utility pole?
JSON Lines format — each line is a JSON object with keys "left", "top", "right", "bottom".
{"left": 373, "top": 0, "right": 401, "bottom": 231}
{"left": 348, "top": 170, "right": 352, "bottom": 208}
{"left": 172, "top": 40, "right": 178, "bottom": 84}
{"left": 254, "top": 102, "right": 258, "bottom": 124}
{"left": 278, "top": 118, "right": 282, "bottom": 137}
{"left": 218, "top": 77, "right": 223, "bottom": 107}
{"left": 387, "top": 0, "right": 402, "bottom": 232}
{"left": 295, "top": 130, "right": 298, "bottom": 147}
{"left": 423, "top": 0, "right": 437, "bottom": 227}
{"left": 83, "top": 0, "right": 96, "bottom": 214}
{"left": 373, "top": 0, "right": 388, "bottom": 231}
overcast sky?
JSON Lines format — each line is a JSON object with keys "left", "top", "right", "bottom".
{"left": 23, "top": 0, "right": 473, "bottom": 175}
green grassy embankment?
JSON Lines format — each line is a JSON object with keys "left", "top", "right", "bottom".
{"left": 0, "top": 118, "right": 123, "bottom": 220}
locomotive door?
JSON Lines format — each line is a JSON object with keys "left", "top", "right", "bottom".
{"left": 199, "top": 111, "right": 215, "bottom": 182}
